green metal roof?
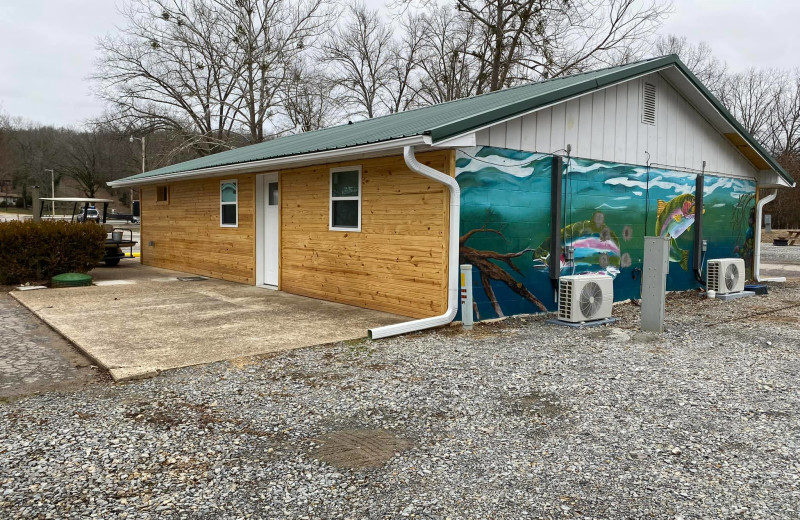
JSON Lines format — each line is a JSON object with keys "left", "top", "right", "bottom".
{"left": 111, "top": 55, "right": 792, "bottom": 186}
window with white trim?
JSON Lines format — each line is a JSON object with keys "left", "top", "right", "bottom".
{"left": 220, "top": 179, "right": 238, "bottom": 227}
{"left": 330, "top": 166, "right": 361, "bottom": 231}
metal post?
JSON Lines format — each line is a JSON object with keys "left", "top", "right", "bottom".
{"left": 460, "top": 264, "right": 474, "bottom": 330}
{"left": 549, "top": 155, "right": 563, "bottom": 282}
{"left": 641, "top": 236, "right": 670, "bottom": 332}
{"left": 692, "top": 167, "right": 704, "bottom": 273}
{"left": 31, "top": 186, "right": 41, "bottom": 223}
{"left": 130, "top": 135, "right": 146, "bottom": 216}
{"left": 44, "top": 169, "right": 55, "bottom": 218}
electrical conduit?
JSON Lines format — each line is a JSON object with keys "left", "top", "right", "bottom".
{"left": 754, "top": 189, "right": 785, "bottom": 283}
{"left": 368, "top": 146, "right": 461, "bottom": 339}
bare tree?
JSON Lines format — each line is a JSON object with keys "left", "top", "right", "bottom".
{"left": 219, "top": 0, "right": 332, "bottom": 141}
{"left": 719, "top": 68, "right": 783, "bottom": 143}
{"left": 324, "top": 3, "right": 395, "bottom": 118}
{"left": 94, "top": 0, "right": 331, "bottom": 156}
{"left": 397, "top": 0, "right": 669, "bottom": 96}
{"left": 3, "top": 122, "right": 66, "bottom": 207}
{"left": 415, "top": 7, "right": 484, "bottom": 104}
{"left": 59, "top": 132, "right": 109, "bottom": 198}
{"left": 281, "top": 61, "right": 339, "bottom": 132}
{"left": 766, "top": 71, "right": 800, "bottom": 158}
{"left": 382, "top": 13, "right": 424, "bottom": 113}
{"left": 653, "top": 35, "right": 727, "bottom": 93}
{"left": 95, "top": 0, "right": 242, "bottom": 156}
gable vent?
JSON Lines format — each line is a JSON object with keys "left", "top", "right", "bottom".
{"left": 641, "top": 82, "right": 657, "bottom": 125}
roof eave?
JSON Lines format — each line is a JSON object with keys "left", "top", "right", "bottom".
{"left": 108, "top": 134, "right": 432, "bottom": 188}
{"left": 667, "top": 60, "right": 794, "bottom": 186}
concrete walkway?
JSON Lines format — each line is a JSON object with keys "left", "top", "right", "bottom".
{"left": 12, "top": 264, "right": 408, "bottom": 381}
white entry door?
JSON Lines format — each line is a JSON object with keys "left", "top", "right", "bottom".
{"left": 260, "top": 173, "right": 279, "bottom": 286}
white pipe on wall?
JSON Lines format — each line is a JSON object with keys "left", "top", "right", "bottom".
{"left": 754, "top": 189, "right": 785, "bottom": 283}
{"left": 368, "top": 146, "right": 461, "bottom": 339}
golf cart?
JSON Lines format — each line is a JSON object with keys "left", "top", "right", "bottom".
{"left": 39, "top": 197, "right": 138, "bottom": 266}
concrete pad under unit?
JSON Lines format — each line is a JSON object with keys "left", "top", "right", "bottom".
{"left": 12, "top": 264, "right": 408, "bottom": 381}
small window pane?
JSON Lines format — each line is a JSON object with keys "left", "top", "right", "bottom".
{"left": 332, "top": 170, "right": 359, "bottom": 197}
{"left": 221, "top": 182, "right": 237, "bottom": 203}
{"left": 332, "top": 200, "right": 358, "bottom": 228}
{"left": 268, "top": 182, "right": 279, "bottom": 206}
{"left": 156, "top": 186, "right": 168, "bottom": 202}
{"left": 221, "top": 204, "right": 237, "bottom": 225}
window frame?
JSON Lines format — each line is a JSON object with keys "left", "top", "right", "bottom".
{"left": 329, "top": 166, "right": 362, "bottom": 232}
{"left": 220, "top": 179, "right": 239, "bottom": 228}
{"left": 155, "top": 185, "right": 169, "bottom": 204}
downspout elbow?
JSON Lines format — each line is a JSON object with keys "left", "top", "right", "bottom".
{"left": 368, "top": 146, "right": 461, "bottom": 339}
{"left": 755, "top": 189, "right": 784, "bottom": 283}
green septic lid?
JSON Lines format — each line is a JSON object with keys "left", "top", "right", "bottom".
{"left": 52, "top": 273, "right": 93, "bottom": 288}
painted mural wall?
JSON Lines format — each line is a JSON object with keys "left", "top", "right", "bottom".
{"left": 456, "top": 146, "right": 756, "bottom": 320}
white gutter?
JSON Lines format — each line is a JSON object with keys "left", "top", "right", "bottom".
{"left": 368, "top": 146, "right": 461, "bottom": 339}
{"left": 754, "top": 189, "right": 785, "bottom": 283}
{"left": 108, "top": 135, "right": 431, "bottom": 188}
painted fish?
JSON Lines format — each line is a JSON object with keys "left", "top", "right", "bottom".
{"left": 533, "top": 213, "right": 621, "bottom": 278}
{"left": 654, "top": 193, "right": 698, "bottom": 271}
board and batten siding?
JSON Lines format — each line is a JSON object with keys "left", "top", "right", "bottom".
{"left": 279, "top": 151, "right": 452, "bottom": 319}
{"left": 140, "top": 175, "right": 256, "bottom": 284}
{"left": 476, "top": 71, "right": 759, "bottom": 179}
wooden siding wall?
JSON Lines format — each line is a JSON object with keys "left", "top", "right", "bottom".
{"left": 280, "top": 151, "right": 452, "bottom": 318}
{"left": 476, "top": 71, "right": 759, "bottom": 180}
{"left": 140, "top": 175, "right": 255, "bottom": 283}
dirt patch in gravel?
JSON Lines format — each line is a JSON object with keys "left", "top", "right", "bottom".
{"left": 506, "top": 391, "right": 565, "bottom": 418}
{"left": 312, "top": 429, "right": 412, "bottom": 469}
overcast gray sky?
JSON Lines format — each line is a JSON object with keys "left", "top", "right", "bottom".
{"left": 1, "top": 0, "right": 798, "bottom": 128}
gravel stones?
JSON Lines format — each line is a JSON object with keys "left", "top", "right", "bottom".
{"left": 2, "top": 281, "right": 800, "bottom": 518}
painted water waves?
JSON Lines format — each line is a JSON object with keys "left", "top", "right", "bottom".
{"left": 456, "top": 146, "right": 756, "bottom": 320}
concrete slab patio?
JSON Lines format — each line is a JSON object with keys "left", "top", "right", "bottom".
{"left": 11, "top": 264, "right": 408, "bottom": 381}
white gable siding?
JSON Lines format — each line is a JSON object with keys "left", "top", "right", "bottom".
{"left": 474, "top": 71, "right": 758, "bottom": 179}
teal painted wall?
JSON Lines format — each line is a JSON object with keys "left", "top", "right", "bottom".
{"left": 456, "top": 146, "right": 756, "bottom": 320}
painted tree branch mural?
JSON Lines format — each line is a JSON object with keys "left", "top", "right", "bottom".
{"left": 459, "top": 227, "right": 547, "bottom": 317}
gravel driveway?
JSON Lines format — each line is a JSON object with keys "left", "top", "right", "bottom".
{"left": 2, "top": 283, "right": 799, "bottom": 518}
{"left": 762, "top": 243, "right": 800, "bottom": 266}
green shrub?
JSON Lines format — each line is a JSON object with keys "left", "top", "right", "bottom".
{"left": 0, "top": 221, "right": 107, "bottom": 284}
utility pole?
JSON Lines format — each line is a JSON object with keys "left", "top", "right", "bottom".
{"left": 44, "top": 169, "right": 55, "bottom": 218}
{"left": 129, "top": 135, "right": 146, "bottom": 215}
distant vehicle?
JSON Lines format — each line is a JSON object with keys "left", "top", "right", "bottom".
{"left": 76, "top": 206, "right": 100, "bottom": 223}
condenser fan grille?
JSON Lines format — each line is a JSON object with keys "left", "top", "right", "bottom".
{"left": 579, "top": 281, "right": 604, "bottom": 318}
{"left": 725, "top": 263, "right": 739, "bottom": 291}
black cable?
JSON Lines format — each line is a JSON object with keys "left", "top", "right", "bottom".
{"left": 564, "top": 156, "right": 573, "bottom": 273}
{"left": 644, "top": 151, "right": 651, "bottom": 238}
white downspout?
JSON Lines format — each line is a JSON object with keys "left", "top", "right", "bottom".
{"left": 368, "top": 146, "right": 461, "bottom": 339}
{"left": 754, "top": 189, "right": 785, "bottom": 283}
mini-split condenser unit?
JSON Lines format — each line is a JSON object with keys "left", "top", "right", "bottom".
{"left": 558, "top": 275, "right": 614, "bottom": 323}
{"left": 707, "top": 258, "right": 745, "bottom": 294}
